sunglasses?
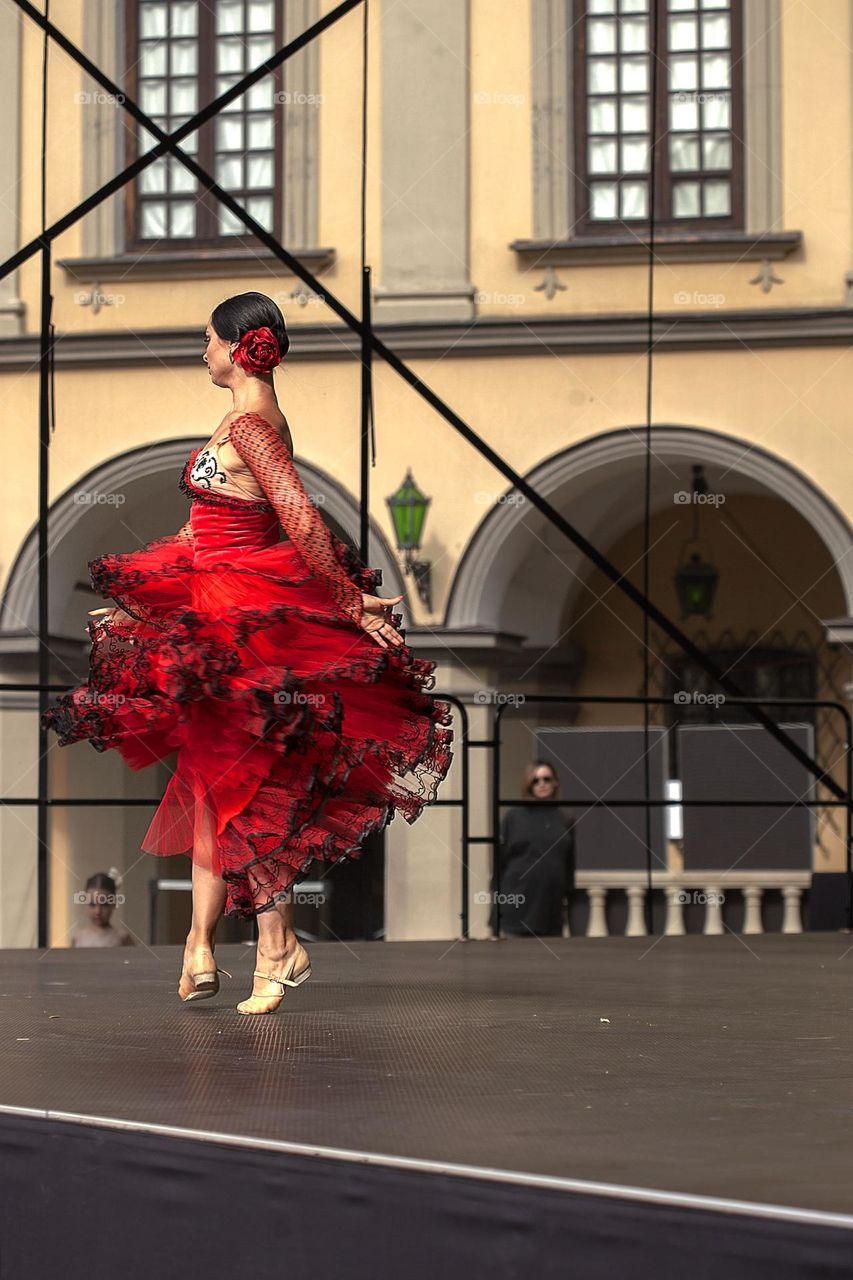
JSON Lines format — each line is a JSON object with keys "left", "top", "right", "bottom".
{"left": 532, "top": 773, "right": 555, "bottom": 783}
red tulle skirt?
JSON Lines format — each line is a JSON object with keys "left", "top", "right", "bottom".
{"left": 42, "top": 496, "right": 454, "bottom": 917}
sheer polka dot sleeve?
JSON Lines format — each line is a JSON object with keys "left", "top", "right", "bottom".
{"left": 229, "top": 413, "right": 364, "bottom": 627}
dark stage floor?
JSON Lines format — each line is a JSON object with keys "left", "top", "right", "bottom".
{"left": 2, "top": 934, "right": 853, "bottom": 1219}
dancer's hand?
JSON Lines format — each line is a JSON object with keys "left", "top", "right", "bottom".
{"left": 87, "top": 606, "right": 133, "bottom": 636}
{"left": 359, "top": 592, "right": 405, "bottom": 649}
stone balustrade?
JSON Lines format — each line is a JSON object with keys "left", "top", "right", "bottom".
{"left": 568, "top": 871, "right": 811, "bottom": 937}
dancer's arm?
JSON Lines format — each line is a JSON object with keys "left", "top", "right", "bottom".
{"left": 229, "top": 412, "right": 364, "bottom": 626}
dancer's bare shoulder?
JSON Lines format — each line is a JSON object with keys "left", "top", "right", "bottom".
{"left": 223, "top": 407, "right": 293, "bottom": 454}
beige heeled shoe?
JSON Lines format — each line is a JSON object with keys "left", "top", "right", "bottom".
{"left": 236, "top": 944, "right": 311, "bottom": 1016}
{"left": 178, "top": 960, "right": 232, "bottom": 1003}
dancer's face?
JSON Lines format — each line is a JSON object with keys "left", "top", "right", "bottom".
{"left": 203, "top": 316, "right": 236, "bottom": 387}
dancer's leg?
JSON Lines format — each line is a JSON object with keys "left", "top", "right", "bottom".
{"left": 256, "top": 891, "right": 298, "bottom": 963}
{"left": 236, "top": 888, "right": 310, "bottom": 1014}
{"left": 183, "top": 788, "right": 226, "bottom": 974}
{"left": 187, "top": 859, "right": 227, "bottom": 950}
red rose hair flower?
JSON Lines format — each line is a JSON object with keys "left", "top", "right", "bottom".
{"left": 232, "top": 326, "right": 281, "bottom": 374}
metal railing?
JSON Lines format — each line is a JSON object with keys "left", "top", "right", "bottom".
{"left": 3, "top": 686, "right": 850, "bottom": 942}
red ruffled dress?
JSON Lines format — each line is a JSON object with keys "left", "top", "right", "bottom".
{"left": 42, "top": 412, "right": 454, "bottom": 917}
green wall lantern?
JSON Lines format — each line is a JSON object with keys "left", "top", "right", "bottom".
{"left": 386, "top": 469, "right": 432, "bottom": 610}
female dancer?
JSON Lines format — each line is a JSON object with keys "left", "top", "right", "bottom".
{"left": 43, "top": 291, "right": 454, "bottom": 1014}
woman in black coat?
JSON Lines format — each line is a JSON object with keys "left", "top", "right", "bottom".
{"left": 490, "top": 760, "right": 576, "bottom": 937}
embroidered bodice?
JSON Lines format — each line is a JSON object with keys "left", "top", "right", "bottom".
{"left": 187, "top": 434, "right": 273, "bottom": 507}
{"left": 179, "top": 413, "right": 364, "bottom": 626}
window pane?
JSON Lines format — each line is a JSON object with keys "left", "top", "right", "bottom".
{"left": 169, "top": 158, "right": 196, "bottom": 192}
{"left": 218, "top": 205, "right": 244, "bottom": 235}
{"left": 171, "top": 2, "right": 197, "bottom": 36}
{"left": 140, "top": 82, "right": 167, "bottom": 115}
{"left": 702, "top": 13, "right": 729, "bottom": 46}
{"left": 621, "top": 138, "right": 649, "bottom": 171}
{"left": 588, "top": 19, "right": 617, "bottom": 53}
{"left": 247, "top": 35, "right": 275, "bottom": 66}
{"left": 702, "top": 54, "right": 730, "bottom": 88}
{"left": 669, "top": 17, "right": 697, "bottom": 50}
{"left": 701, "top": 0, "right": 729, "bottom": 8}
{"left": 620, "top": 181, "right": 647, "bottom": 218}
{"left": 140, "top": 159, "right": 167, "bottom": 194}
{"left": 248, "top": 80, "right": 274, "bottom": 110}
{"left": 216, "top": 75, "right": 244, "bottom": 112}
{"left": 621, "top": 57, "right": 648, "bottom": 92}
{"left": 669, "top": 56, "right": 698, "bottom": 90}
{"left": 703, "top": 180, "right": 731, "bottom": 215}
{"left": 140, "top": 202, "right": 167, "bottom": 237}
{"left": 217, "top": 0, "right": 243, "bottom": 34}
{"left": 169, "top": 201, "right": 196, "bottom": 237}
{"left": 620, "top": 0, "right": 648, "bottom": 11}
{"left": 217, "top": 155, "right": 244, "bottom": 188}
{"left": 170, "top": 80, "right": 197, "bottom": 114}
{"left": 589, "top": 58, "right": 617, "bottom": 93}
{"left": 217, "top": 117, "right": 244, "bottom": 150}
{"left": 589, "top": 99, "right": 618, "bottom": 132}
{"left": 702, "top": 92, "right": 731, "bottom": 128}
{"left": 137, "top": 125, "right": 157, "bottom": 153}
{"left": 247, "top": 196, "right": 273, "bottom": 228}
{"left": 589, "top": 139, "right": 618, "bottom": 173}
{"left": 669, "top": 134, "right": 699, "bottom": 170}
{"left": 670, "top": 93, "right": 698, "bottom": 129}
{"left": 140, "top": 44, "right": 167, "bottom": 76}
{"left": 591, "top": 182, "right": 618, "bottom": 218}
{"left": 248, "top": 0, "right": 275, "bottom": 29}
{"left": 170, "top": 41, "right": 197, "bottom": 75}
{"left": 620, "top": 96, "right": 648, "bottom": 131}
{"left": 589, "top": 0, "right": 617, "bottom": 11}
{"left": 139, "top": 4, "right": 167, "bottom": 39}
{"left": 620, "top": 18, "right": 648, "bottom": 52}
{"left": 669, "top": 0, "right": 696, "bottom": 9}
{"left": 247, "top": 116, "right": 274, "bottom": 149}
{"left": 248, "top": 154, "right": 274, "bottom": 188}
{"left": 702, "top": 133, "right": 731, "bottom": 169}
{"left": 217, "top": 39, "right": 244, "bottom": 73}
{"left": 672, "top": 181, "right": 701, "bottom": 217}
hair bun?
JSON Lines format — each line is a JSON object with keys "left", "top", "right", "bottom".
{"left": 211, "top": 291, "right": 290, "bottom": 365}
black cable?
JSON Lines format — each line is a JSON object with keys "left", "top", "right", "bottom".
{"left": 360, "top": 0, "right": 376, "bottom": 468}
{"left": 36, "top": 0, "right": 53, "bottom": 948}
{"left": 641, "top": 1, "right": 660, "bottom": 933}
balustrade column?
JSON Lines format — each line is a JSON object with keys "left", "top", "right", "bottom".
{"left": 586, "top": 886, "right": 608, "bottom": 938}
{"left": 742, "top": 885, "right": 764, "bottom": 934}
{"left": 625, "top": 884, "right": 647, "bottom": 936}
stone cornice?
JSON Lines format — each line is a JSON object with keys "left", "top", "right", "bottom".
{"left": 2, "top": 307, "right": 853, "bottom": 369}
{"left": 510, "top": 230, "right": 802, "bottom": 265}
{"left": 56, "top": 246, "right": 336, "bottom": 283}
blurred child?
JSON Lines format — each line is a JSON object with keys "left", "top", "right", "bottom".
{"left": 70, "top": 872, "right": 134, "bottom": 947}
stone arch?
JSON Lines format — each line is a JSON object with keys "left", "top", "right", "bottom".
{"left": 445, "top": 426, "right": 853, "bottom": 642}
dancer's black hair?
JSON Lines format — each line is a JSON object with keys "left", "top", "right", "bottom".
{"left": 211, "top": 291, "right": 290, "bottom": 359}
